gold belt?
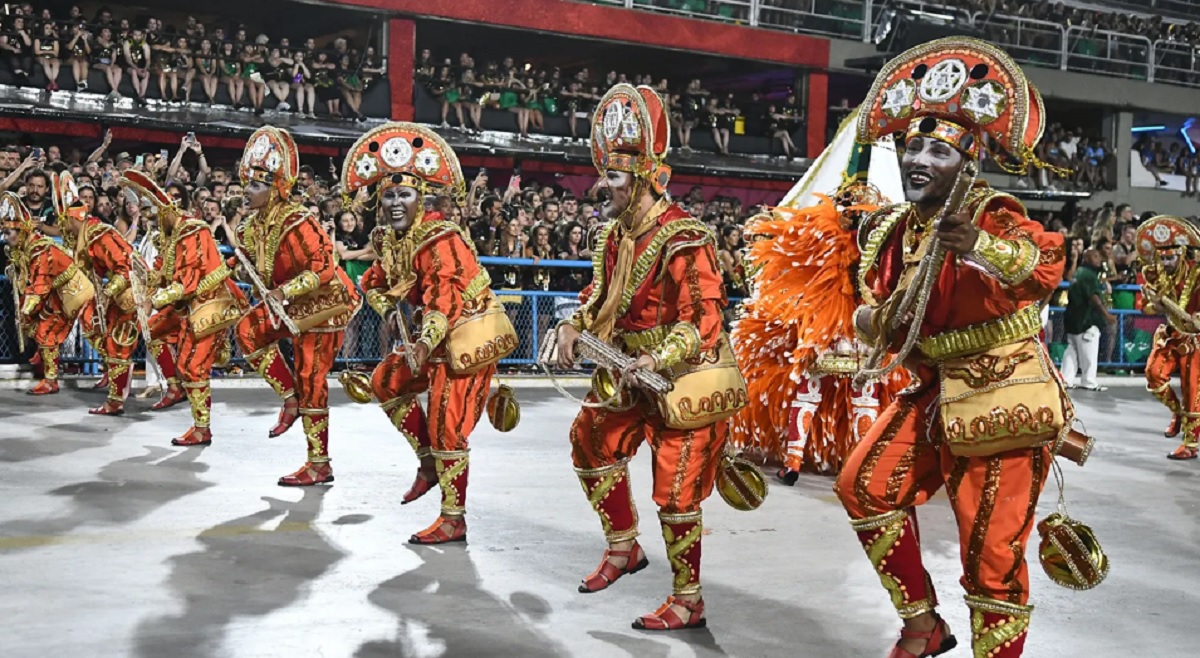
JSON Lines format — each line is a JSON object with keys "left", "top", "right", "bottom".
{"left": 918, "top": 304, "right": 1043, "bottom": 361}
{"left": 811, "top": 353, "right": 862, "bottom": 375}
{"left": 620, "top": 325, "right": 670, "bottom": 352}
{"left": 52, "top": 263, "right": 80, "bottom": 289}
{"left": 196, "top": 263, "right": 232, "bottom": 296}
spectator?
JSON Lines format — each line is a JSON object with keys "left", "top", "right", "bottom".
{"left": 93, "top": 26, "right": 123, "bottom": 99}
{"left": 65, "top": 20, "right": 91, "bottom": 92}
{"left": 1060, "top": 248, "right": 1116, "bottom": 391}
{"left": 33, "top": 19, "right": 60, "bottom": 92}
{"left": 123, "top": 27, "right": 151, "bottom": 105}
{"left": 1, "top": 15, "right": 33, "bottom": 85}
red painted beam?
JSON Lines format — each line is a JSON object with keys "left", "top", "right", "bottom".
{"left": 806, "top": 71, "right": 828, "bottom": 159}
{"left": 330, "top": 0, "right": 828, "bottom": 68}
{"left": 389, "top": 18, "right": 415, "bottom": 120}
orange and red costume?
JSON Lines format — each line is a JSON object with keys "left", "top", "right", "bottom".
{"left": 2, "top": 192, "right": 92, "bottom": 395}
{"left": 341, "top": 122, "right": 515, "bottom": 544}
{"left": 233, "top": 127, "right": 360, "bottom": 486}
{"left": 560, "top": 84, "right": 745, "bottom": 630}
{"left": 58, "top": 171, "right": 141, "bottom": 414}
{"left": 834, "top": 39, "right": 1074, "bottom": 657}
{"left": 122, "top": 171, "right": 248, "bottom": 446}
{"left": 1136, "top": 216, "right": 1200, "bottom": 459}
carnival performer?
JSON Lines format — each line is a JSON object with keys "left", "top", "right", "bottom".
{"left": 121, "top": 171, "right": 248, "bottom": 446}
{"left": 231, "top": 126, "right": 360, "bottom": 486}
{"left": 835, "top": 38, "right": 1073, "bottom": 657}
{"left": 1137, "top": 216, "right": 1200, "bottom": 460}
{"left": 59, "top": 171, "right": 142, "bottom": 415}
{"left": 731, "top": 108, "right": 908, "bottom": 480}
{"left": 2, "top": 191, "right": 92, "bottom": 395}
{"left": 554, "top": 84, "right": 746, "bottom": 631}
{"left": 341, "top": 122, "right": 517, "bottom": 544}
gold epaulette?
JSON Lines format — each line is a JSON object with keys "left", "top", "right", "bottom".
{"left": 462, "top": 270, "right": 491, "bottom": 302}
{"left": 917, "top": 304, "right": 1043, "bottom": 361}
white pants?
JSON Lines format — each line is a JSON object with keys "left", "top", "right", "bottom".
{"left": 1061, "top": 325, "right": 1101, "bottom": 388}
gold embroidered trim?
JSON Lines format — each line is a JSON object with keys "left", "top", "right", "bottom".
{"left": 420, "top": 310, "right": 449, "bottom": 348}
{"left": 649, "top": 322, "right": 702, "bottom": 370}
{"left": 103, "top": 273, "right": 129, "bottom": 298}
{"left": 462, "top": 270, "right": 491, "bottom": 302}
{"left": 152, "top": 282, "right": 185, "bottom": 309}
{"left": 966, "top": 595, "right": 1032, "bottom": 658}
{"left": 964, "top": 231, "right": 1040, "bottom": 287}
{"left": 660, "top": 509, "right": 703, "bottom": 595}
{"left": 621, "top": 326, "right": 671, "bottom": 351}
{"left": 856, "top": 205, "right": 909, "bottom": 307}
{"left": 365, "top": 289, "right": 391, "bottom": 317}
{"left": 197, "top": 263, "right": 232, "bottom": 296}
{"left": 52, "top": 262, "right": 80, "bottom": 289}
{"left": 659, "top": 510, "right": 702, "bottom": 524}
{"left": 574, "top": 457, "right": 631, "bottom": 478}
{"left": 281, "top": 270, "right": 320, "bottom": 300}
{"left": 20, "top": 293, "right": 41, "bottom": 316}
{"left": 918, "top": 304, "right": 1043, "bottom": 361}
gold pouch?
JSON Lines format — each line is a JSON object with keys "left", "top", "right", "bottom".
{"left": 289, "top": 282, "right": 355, "bottom": 332}
{"left": 447, "top": 292, "right": 519, "bottom": 374}
{"left": 189, "top": 285, "right": 248, "bottom": 338}
{"left": 55, "top": 267, "right": 95, "bottom": 318}
{"left": 658, "top": 334, "right": 749, "bottom": 430}
{"left": 940, "top": 339, "right": 1072, "bottom": 457}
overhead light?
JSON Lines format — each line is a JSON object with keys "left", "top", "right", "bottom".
{"left": 1182, "top": 119, "right": 1196, "bottom": 154}
{"left": 1131, "top": 125, "right": 1166, "bottom": 132}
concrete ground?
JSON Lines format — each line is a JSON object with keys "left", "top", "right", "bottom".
{"left": 0, "top": 383, "right": 1192, "bottom": 657}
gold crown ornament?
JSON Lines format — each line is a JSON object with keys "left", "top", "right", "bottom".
{"left": 339, "top": 370, "right": 375, "bottom": 404}
{"left": 486, "top": 384, "right": 520, "bottom": 433}
{"left": 716, "top": 449, "right": 768, "bottom": 512}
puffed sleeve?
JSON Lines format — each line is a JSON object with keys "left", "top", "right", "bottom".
{"left": 961, "top": 205, "right": 1065, "bottom": 302}
{"left": 414, "top": 232, "right": 478, "bottom": 349}
{"left": 651, "top": 239, "right": 725, "bottom": 369}
{"left": 277, "top": 216, "right": 337, "bottom": 299}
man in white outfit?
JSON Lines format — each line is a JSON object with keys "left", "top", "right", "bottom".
{"left": 1060, "top": 249, "right": 1116, "bottom": 391}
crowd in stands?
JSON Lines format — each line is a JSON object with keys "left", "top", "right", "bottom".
{"left": 416, "top": 49, "right": 805, "bottom": 158}
{"left": 1135, "top": 133, "right": 1200, "bottom": 195}
{"left": 1012, "top": 122, "right": 1114, "bottom": 192}
{"left": 0, "top": 3, "right": 384, "bottom": 119}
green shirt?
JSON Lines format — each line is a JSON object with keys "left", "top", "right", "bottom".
{"left": 1064, "top": 265, "right": 1106, "bottom": 335}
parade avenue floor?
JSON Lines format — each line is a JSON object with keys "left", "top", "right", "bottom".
{"left": 0, "top": 383, "right": 1191, "bottom": 657}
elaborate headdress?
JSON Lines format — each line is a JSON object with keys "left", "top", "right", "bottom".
{"left": 856, "top": 37, "right": 1049, "bottom": 174}
{"left": 590, "top": 84, "right": 672, "bottom": 195}
{"left": 1135, "top": 215, "right": 1199, "bottom": 262}
{"left": 0, "top": 191, "right": 34, "bottom": 234}
{"left": 118, "top": 169, "right": 176, "bottom": 216}
{"left": 239, "top": 126, "right": 300, "bottom": 198}
{"left": 340, "top": 122, "right": 465, "bottom": 203}
{"left": 52, "top": 171, "right": 88, "bottom": 224}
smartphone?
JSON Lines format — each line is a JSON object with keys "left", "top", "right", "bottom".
{"left": 186, "top": 131, "right": 196, "bottom": 143}
{"left": 135, "top": 155, "right": 144, "bottom": 167}
{"left": 31, "top": 147, "right": 42, "bottom": 160}
{"left": 159, "top": 149, "right": 169, "bottom": 160}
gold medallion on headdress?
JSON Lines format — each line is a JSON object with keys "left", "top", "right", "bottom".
{"left": 239, "top": 126, "right": 300, "bottom": 198}
{"left": 340, "top": 122, "right": 465, "bottom": 202}
{"left": 590, "top": 84, "right": 672, "bottom": 194}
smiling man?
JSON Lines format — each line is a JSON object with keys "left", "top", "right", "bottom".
{"left": 343, "top": 122, "right": 515, "bottom": 545}
{"left": 837, "top": 39, "right": 1071, "bottom": 658}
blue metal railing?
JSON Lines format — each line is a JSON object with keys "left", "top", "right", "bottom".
{"left": 0, "top": 259, "right": 1162, "bottom": 371}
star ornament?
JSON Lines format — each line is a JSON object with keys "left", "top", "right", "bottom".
{"left": 962, "top": 81, "right": 1007, "bottom": 125}
{"left": 380, "top": 137, "right": 414, "bottom": 168}
{"left": 881, "top": 80, "right": 915, "bottom": 119}
{"left": 354, "top": 153, "right": 378, "bottom": 181}
{"left": 415, "top": 148, "right": 442, "bottom": 177}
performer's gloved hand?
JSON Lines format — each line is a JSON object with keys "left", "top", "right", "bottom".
{"left": 556, "top": 323, "right": 581, "bottom": 368}
{"left": 266, "top": 288, "right": 285, "bottom": 306}
{"left": 935, "top": 211, "right": 979, "bottom": 256}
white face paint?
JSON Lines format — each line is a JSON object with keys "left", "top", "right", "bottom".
{"left": 602, "top": 169, "right": 634, "bottom": 219}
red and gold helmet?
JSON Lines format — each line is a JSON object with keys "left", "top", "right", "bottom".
{"left": 590, "top": 84, "right": 672, "bottom": 195}
{"left": 0, "top": 191, "right": 34, "bottom": 234}
{"left": 239, "top": 126, "right": 300, "bottom": 198}
{"left": 857, "top": 37, "right": 1046, "bottom": 173}
{"left": 340, "top": 122, "right": 464, "bottom": 201}
{"left": 52, "top": 170, "right": 88, "bottom": 223}
{"left": 118, "top": 169, "right": 175, "bottom": 215}
{"left": 1135, "top": 215, "right": 1200, "bottom": 262}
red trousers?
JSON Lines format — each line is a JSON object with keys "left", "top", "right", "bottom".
{"left": 234, "top": 303, "right": 343, "bottom": 411}
{"left": 80, "top": 298, "right": 139, "bottom": 402}
{"left": 150, "top": 308, "right": 227, "bottom": 429}
{"left": 835, "top": 382, "right": 1047, "bottom": 656}
{"left": 1145, "top": 325, "right": 1200, "bottom": 448}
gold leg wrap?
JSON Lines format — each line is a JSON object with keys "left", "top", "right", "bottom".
{"left": 106, "top": 359, "right": 133, "bottom": 402}
{"left": 300, "top": 409, "right": 330, "bottom": 463}
{"left": 182, "top": 381, "right": 211, "bottom": 428}
{"left": 41, "top": 346, "right": 59, "bottom": 381}
{"left": 849, "top": 509, "right": 937, "bottom": 619}
{"left": 576, "top": 459, "right": 640, "bottom": 543}
{"left": 1148, "top": 381, "right": 1182, "bottom": 415}
{"left": 246, "top": 345, "right": 295, "bottom": 400}
{"left": 660, "top": 510, "right": 703, "bottom": 596}
{"left": 148, "top": 339, "right": 179, "bottom": 386}
{"left": 432, "top": 449, "right": 469, "bottom": 516}
{"left": 965, "top": 595, "right": 1033, "bottom": 658}
{"left": 382, "top": 394, "right": 430, "bottom": 458}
